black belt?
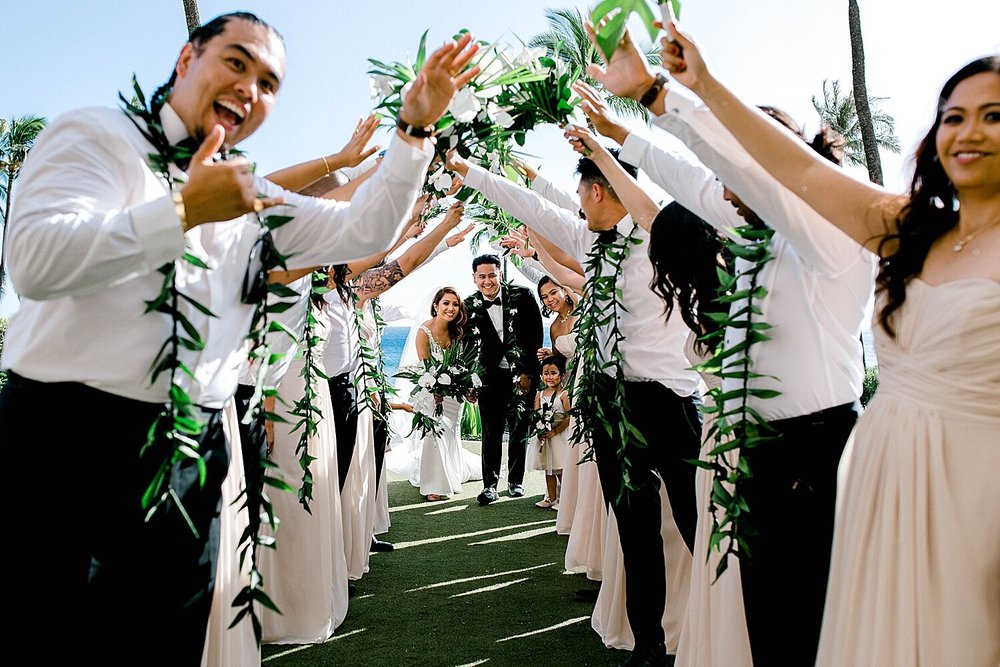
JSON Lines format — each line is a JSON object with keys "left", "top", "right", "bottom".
{"left": 768, "top": 401, "right": 859, "bottom": 430}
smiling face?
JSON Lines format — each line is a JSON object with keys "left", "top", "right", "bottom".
{"left": 539, "top": 280, "right": 568, "bottom": 314}
{"left": 473, "top": 262, "right": 502, "bottom": 299}
{"left": 168, "top": 17, "right": 285, "bottom": 147}
{"left": 541, "top": 363, "right": 563, "bottom": 388}
{"left": 936, "top": 72, "right": 1000, "bottom": 194}
{"left": 434, "top": 291, "right": 462, "bottom": 322}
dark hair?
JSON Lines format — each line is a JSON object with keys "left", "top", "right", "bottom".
{"left": 540, "top": 355, "right": 566, "bottom": 375}
{"left": 472, "top": 254, "right": 502, "bottom": 272}
{"left": 576, "top": 148, "right": 639, "bottom": 201}
{"left": 536, "top": 275, "right": 574, "bottom": 317}
{"left": 329, "top": 264, "right": 352, "bottom": 305}
{"left": 160, "top": 12, "right": 284, "bottom": 92}
{"left": 759, "top": 105, "right": 845, "bottom": 166}
{"left": 648, "top": 202, "right": 728, "bottom": 354}
{"left": 430, "top": 286, "right": 468, "bottom": 341}
{"left": 876, "top": 56, "right": 1000, "bottom": 336}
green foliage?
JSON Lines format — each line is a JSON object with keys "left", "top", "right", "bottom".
{"left": 589, "top": 0, "right": 660, "bottom": 62}
{"left": 460, "top": 401, "right": 482, "bottom": 440}
{"left": 812, "top": 79, "right": 900, "bottom": 168}
{"left": 861, "top": 364, "right": 879, "bottom": 407}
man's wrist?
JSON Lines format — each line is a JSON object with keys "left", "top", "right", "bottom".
{"left": 173, "top": 190, "right": 189, "bottom": 232}
{"left": 639, "top": 73, "right": 668, "bottom": 113}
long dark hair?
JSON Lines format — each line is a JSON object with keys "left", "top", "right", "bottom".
{"left": 876, "top": 56, "right": 1000, "bottom": 336}
{"left": 430, "top": 287, "right": 468, "bottom": 342}
{"left": 536, "top": 275, "right": 574, "bottom": 317}
{"left": 649, "top": 202, "right": 728, "bottom": 353}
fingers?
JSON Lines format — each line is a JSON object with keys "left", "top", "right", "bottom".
{"left": 585, "top": 62, "right": 608, "bottom": 84}
{"left": 422, "top": 39, "right": 458, "bottom": 72}
{"left": 359, "top": 145, "right": 380, "bottom": 162}
{"left": 453, "top": 65, "right": 481, "bottom": 89}
{"left": 253, "top": 196, "right": 285, "bottom": 214}
{"left": 193, "top": 125, "right": 226, "bottom": 164}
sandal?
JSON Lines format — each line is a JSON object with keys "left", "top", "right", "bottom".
{"left": 535, "top": 497, "right": 554, "bottom": 508}
{"left": 426, "top": 494, "right": 448, "bottom": 502}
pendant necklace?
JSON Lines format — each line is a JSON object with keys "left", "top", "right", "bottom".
{"left": 952, "top": 219, "right": 1000, "bottom": 253}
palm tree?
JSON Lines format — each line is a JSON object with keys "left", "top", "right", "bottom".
{"left": 528, "top": 6, "right": 660, "bottom": 119}
{"left": 848, "top": 0, "right": 885, "bottom": 184}
{"left": 0, "top": 114, "right": 47, "bottom": 298}
{"left": 812, "top": 79, "right": 900, "bottom": 170}
{"left": 182, "top": 0, "right": 201, "bottom": 35}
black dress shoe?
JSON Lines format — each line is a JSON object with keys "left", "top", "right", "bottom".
{"left": 477, "top": 487, "right": 499, "bottom": 505}
{"left": 573, "top": 587, "right": 599, "bottom": 603}
{"left": 507, "top": 483, "right": 525, "bottom": 497}
{"left": 620, "top": 643, "right": 668, "bottom": 667}
{"left": 370, "top": 538, "right": 395, "bottom": 553}
{"left": 347, "top": 581, "right": 358, "bottom": 597}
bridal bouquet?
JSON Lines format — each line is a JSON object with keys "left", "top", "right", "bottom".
{"left": 531, "top": 397, "right": 557, "bottom": 444}
{"left": 395, "top": 341, "right": 484, "bottom": 437}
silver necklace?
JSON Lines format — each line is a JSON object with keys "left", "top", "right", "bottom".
{"left": 952, "top": 219, "right": 1000, "bottom": 253}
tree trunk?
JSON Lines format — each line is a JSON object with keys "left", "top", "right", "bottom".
{"left": 848, "top": 0, "right": 883, "bottom": 185}
{"left": 182, "top": 0, "right": 201, "bottom": 36}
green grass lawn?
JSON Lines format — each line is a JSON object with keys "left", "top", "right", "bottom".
{"left": 260, "top": 454, "right": 629, "bottom": 667}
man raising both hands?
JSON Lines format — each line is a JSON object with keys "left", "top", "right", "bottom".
{"left": 0, "top": 12, "right": 478, "bottom": 664}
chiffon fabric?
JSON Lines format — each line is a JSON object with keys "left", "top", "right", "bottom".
{"left": 259, "top": 351, "right": 350, "bottom": 643}
{"left": 816, "top": 279, "right": 1000, "bottom": 666}
{"left": 201, "top": 402, "right": 258, "bottom": 666}
{"left": 554, "top": 333, "right": 581, "bottom": 535}
{"left": 676, "top": 334, "right": 752, "bottom": 667}
{"left": 592, "top": 476, "right": 692, "bottom": 652}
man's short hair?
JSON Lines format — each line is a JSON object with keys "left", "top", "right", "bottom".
{"left": 575, "top": 148, "right": 638, "bottom": 201}
{"left": 472, "top": 254, "right": 502, "bottom": 272}
{"left": 188, "top": 11, "right": 284, "bottom": 52}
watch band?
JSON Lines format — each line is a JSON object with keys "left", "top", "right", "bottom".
{"left": 395, "top": 116, "right": 435, "bottom": 138}
{"left": 639, "top": 73, "right": 668, "bottom": 109}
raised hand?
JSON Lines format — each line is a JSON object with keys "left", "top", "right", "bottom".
{"left": 563, "top": 125, "right": 606, "bottom": 159}
{"left": 660, "top": 21, "right": 706, "bottom": 93}
{"left": 571, "top": 81, "right": 629, "bottom": 145}
{"left": 445, "top": 222, "right": 476, "bottom": 248}
{"left": 584, "top": 21, "right": 656, "bottom": 102}
{"left": 444, "top": 149, "right": 471, "bottom": 177}
{"left": 442, "top": 201, "right": 466, "bottom": 229}
{"left": 336, "top": 114, "right": 381, "bottom": 167}
{"left": 500, "top": 227, "right": 534, "bottom": 258}
{"left": 181, "top": 125, "right": 283, "bottom": 228}
{"left": 399, "top": 33, "right": 481, "bottom": 128}
{"left": 446, "top": 174, "right": 465, "bottom": 196}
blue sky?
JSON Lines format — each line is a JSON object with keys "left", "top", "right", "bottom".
{"left": 2, "top": 0, "right": 997, "bottom": 317}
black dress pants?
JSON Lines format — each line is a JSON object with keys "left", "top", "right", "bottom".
{"left": 0, "top": 372, "right": 230, "bottom": 666}
{"left": 478, "top": 368, "right": 533, "bottom": 489}
{"left": 591, "top": 378, "right": 702, "bottom": 650}
{"left": 738, "top": 402, "right": 858, "bottom": 666}
{"left": 328, "top": 372, "right": 359, "bottom": 490}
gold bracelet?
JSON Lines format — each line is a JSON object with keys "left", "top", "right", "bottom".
{"left": 321, "top": 155, "right": 332, "bottom": 177}
{"left": 172, "top": 190, "right": 188, "bottom": 232}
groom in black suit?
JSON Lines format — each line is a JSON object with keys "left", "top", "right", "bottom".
{"left": 464, "top": 254, "right": 543, "bottom": 504}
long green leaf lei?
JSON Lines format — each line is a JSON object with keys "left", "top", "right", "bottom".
{"left": 349, "top": 290, "right": 388, "bottom": 420}
{"left": 692, "top": 223, "right": 780, "bottom": 579}
{"left": 567, "top": 222, "right": 646, "bottom": 500}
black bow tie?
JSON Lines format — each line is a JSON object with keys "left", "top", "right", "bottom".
{"left": 485, "top": 298, "right": 502, "bottom": 308}
{"left": 172, "top": 137, "right": 201, "bottom": 171}
{"left": 596, "top": 228, "right": 620, "bottom": 245}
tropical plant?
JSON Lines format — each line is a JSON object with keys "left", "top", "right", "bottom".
{"left": 847, "top": 0, "right": 885, "bottom": 184}
{"left": 0, "top": 114, "right": 48, "bottom": 298}
{"left": 460, "top": 401, "right": 483, "bottom": 440}
{"left": 812, "top": 78, "right": 899, "bottom": 170}
{"left": 528, "top": 6, "right": 660, "bottom": 119}
{"left": 181, "top": 0, "right": 200, "bottom": 35}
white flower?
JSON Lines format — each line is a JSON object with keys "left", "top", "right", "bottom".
{"left": 471, "top": 373, "right": 483, "bottom": 388}
{"left": 486, "top": 149, "right": 502, "bottom": 174}
{"left": 493, "top": 107, "right": 515, "bottom": 129}
{"left": 510, "top": 308, "right": 518, "bottom": 315}
{"left": 513, "top": 46, "right": 547, "bottom": 70}
{"left": 471, "top": 327, "right": 480, "bottom": 335}
{"left": 448, "top": 365, "right": 460, "bottom": 373}
{"left": 428, "top": 167, "right": 453, "bottom": 194}
{"left": 369, "top": 74, "right": 396, "bottom": 102}
{"left": 448, "top": 88, "right": 481, "bottom": 123}
{"left": 418, "top": 372, "right": 436, "bottom": 388}
{"left": 410, "top": 388, "right": 436, "bottom": 415}
{"left": 438, "top": 373, "right": 452, "bottom": 386}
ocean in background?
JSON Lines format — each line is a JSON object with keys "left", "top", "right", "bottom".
{"left": 380, "top": 325, "right": 554, "bottom": 385}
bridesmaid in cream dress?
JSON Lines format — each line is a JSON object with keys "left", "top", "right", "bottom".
{"left": 658, "top": 40, "right": 1000, "bottom": 665}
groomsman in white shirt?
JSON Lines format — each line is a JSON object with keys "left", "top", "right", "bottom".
{"left": 447, "top": 150, "right": 701, "bottom": 667}
{"left": 0, "top": 12, "right": 479, "bottom": 663}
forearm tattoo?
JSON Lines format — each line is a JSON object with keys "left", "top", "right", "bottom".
{"left": 355, "top": 259, "right": 405, "bottom": 298}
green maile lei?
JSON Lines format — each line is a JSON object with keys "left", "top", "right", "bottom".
{"left": 287, "top": 272, "right": 332, "bottom": 513}
{"left": 692, "top": 222, "right": 780, "bottom": 580}
{"left": 567, "top": 222, "right": 647, "bottom": 500}
{"left": 349, "top": 291, "right": 396, "bottom": 425}
{"left": 120, "top": 75, "right": 294, "bottom": 643}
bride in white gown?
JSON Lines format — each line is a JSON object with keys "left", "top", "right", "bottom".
{"left": 410, "top": 287, "right": 482, "bottom": 500}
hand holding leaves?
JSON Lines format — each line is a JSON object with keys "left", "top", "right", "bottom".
{"left": 399, "top": 33, "right": 481, "bottom": 128}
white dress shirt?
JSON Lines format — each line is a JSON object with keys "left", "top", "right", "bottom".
{"left": 320, "top": 290, "right": 359, "bottom": 379}
{"left": 618, "top": 88, "right": 877, "bottom": 420}
{"left": 464, "top": 165, "right": 699, "bottom": 397}
{"left": 3, "top": 104, "right": 431, "bottom": 408}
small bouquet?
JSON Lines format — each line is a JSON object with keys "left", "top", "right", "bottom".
{"left": 531, "top": 397, "right": 557, "bottom": 448}
{"left": 395, "top": 341, "right": 484, "bottom": 437}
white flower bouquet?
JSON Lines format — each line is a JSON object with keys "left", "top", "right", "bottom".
{"left": 394, "top": 340, "right": 484, "bottom": 437}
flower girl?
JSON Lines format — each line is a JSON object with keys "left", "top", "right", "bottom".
{"left": 529, "top": 356, "right": 572, "bottom": 509}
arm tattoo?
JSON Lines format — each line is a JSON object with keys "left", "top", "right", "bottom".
{"left": 355, "top": 259, "right": 405, "bottom": 298}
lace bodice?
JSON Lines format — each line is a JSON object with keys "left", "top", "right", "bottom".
{"left": 419, "top": 324, "right": 448, "bottom": 362}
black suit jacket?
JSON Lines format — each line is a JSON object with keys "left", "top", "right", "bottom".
{"left": 464, "top": 284, "right": 543, "bottom": 384}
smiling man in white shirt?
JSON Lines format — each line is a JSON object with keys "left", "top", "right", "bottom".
{"left": 0, "top": 12, "right": 479, "bottom": 663}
